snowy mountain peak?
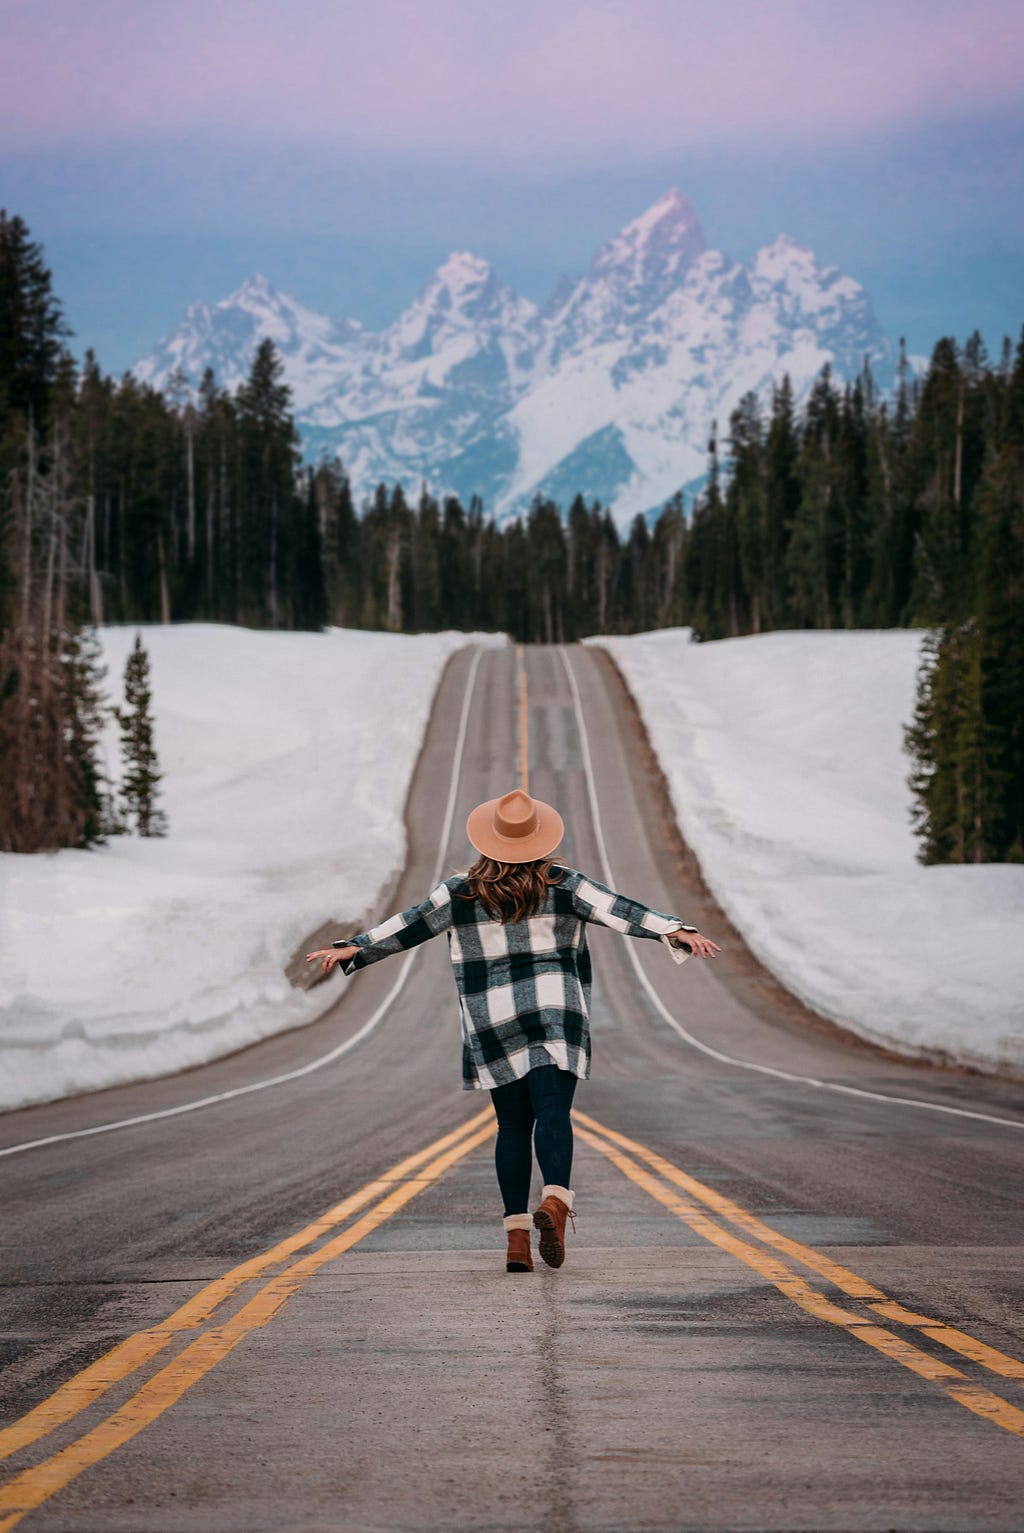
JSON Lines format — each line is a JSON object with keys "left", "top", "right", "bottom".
{"left": 434, "top": 250, "right": 497, "bottom": 289}
{"left": 752, "top": 233, "right": 818, "bottom": 274}
{"left": 592, "top": 187, "right": 707, "bottom": 285}
{"left": 224, "top": 273, "right": 280, "bottom": 309}
{"left": 538, "top": 188, "right": 711, "bottom": 343}
{"left": 133, "top": 192, "right": 893, "bottom": 528}
{"left": 612, "top": 186, "right": 704, "bottom": 248}
{"left": 385, "top": 250, "right": 538, "bottom": 363}
{"left": 132, "top": 270, "right": 364, "bottom": 408}
{"left": 749, "top": 234, "right": 869, "bottom": 324}
{"left": 417, "top": 251, "right": 504, "bottom": 319}
{"left": 417, "top": 249, "right": 535, "bottom": 324}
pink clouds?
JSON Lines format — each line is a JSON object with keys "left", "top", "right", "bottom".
{"left": 3, "top": 0, "right": 1023, "bottom": 153}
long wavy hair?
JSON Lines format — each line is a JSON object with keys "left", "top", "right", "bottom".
{"left": 458, "top": 854, "right": 564, "bottom": 923}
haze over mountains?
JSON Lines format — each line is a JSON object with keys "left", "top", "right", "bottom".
{"left": 134, "top": 189, "right": 896, "bottom": 526}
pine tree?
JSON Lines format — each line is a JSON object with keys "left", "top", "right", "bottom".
{"left": 835, "top": 377, "right": 871, "bottom": 627}
{"left": 235, "top": 339, "right": 300, "bottom": 627}
{"left": 728, "top": 392, "right": 765, "bottom": 632}
{"left": 762, "top": 374, "right": 800, "bottom": 628}
{"left": 904, "top": 624, "right": 963, "bottom": 864}
{"left": 651, "top": 492, "right": 686, "bottom": 628}
{"left": 525, "top": 498, "right": 567, "bottom": 643}
{"left": 0, "top": 209, "right": 73, "bottom": 432}
{"left": 116, "top": 631, "right": 167, "bottom": 837}
{"left": 0, "top": 305, "right": 115, "bottom": 853}
{"left": 411, "top": 485, "right": 442, "bottom": 630}
{"left": 65, "top": 623, "right": 119, "bottom": 844}
{"left": 906, "top": 336, "right": 969, "bottom": 623}
{"left": 973, "top": 323, "right": 1024, "bottom": 859}
{"left": 786, "top": 366, "right": 840, "bottom": 627}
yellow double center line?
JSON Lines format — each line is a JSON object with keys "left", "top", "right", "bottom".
{"left": 4, "top": 1106, "right": 1022, "bottom": 1528}
{"left": 0, "top": 1109, "right": 496, "bottom": 1531}
{"left": 577, "top": 1110, "right": 1024, "bottom": 1441}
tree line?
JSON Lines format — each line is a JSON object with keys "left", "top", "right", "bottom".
{"left": 0, "top": 211, "right": 167, "bottom": 851}
{"left": 1, "top": 208, "right": 1020, "bottom": 861}
{"left": 686, "top": 333, "right": 1024, "bottom": 863}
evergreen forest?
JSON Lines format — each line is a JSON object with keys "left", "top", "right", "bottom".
{"left": 1, "top": 209, "right": 1021, "bottom": 861}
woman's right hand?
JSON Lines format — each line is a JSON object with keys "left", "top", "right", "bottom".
{"left": 671, "top": 929, "right": 720, "bottom": 959}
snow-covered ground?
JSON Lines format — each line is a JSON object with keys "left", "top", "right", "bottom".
{"left": 0, "top": 624, "right": 505, "bottom": 1112}
{"left": 589, "top": 627, "right": 1024, "bottom": 1077}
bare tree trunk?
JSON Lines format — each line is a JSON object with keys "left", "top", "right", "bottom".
{"left": 80, "top": 494, "right": 91, "bottom": 573}
{"left": 8, "top": 426, "right": 35, "bottom": 846}
{"left": 206, "top": 479, "right": 215, "bottom": 608}
{"left": 819, "top": 481, "right": 832, "bottom": 630}
{"left": 663, "top": 527, "right": 681, "bottom": 625}
{"left": 219, "top": 427, "right": 235, "bottom": 624}
{"left": 118, "top": 477, "right": 127, "bottom": 614}
{"left": 185, "top": 408, "right": 196, "bottom": 563}
{"left": 84, "top": 493, "right": 103, "bottom": 626}
{"left": 157, "top": 529, "right": 171, "bottom": 624}
{"left": 53, "top": 506, "right": 69, "bottom": 842}
{"left": 41, "top": 489, "right": 57, "bottom": 704}
{"left": 953, "top": 381, "right": 964, "bottom": 511}
{"left": 20, "top": 417, "right": 35, "bottom": 633}
{"left": 269, "top": 495, "right": 278, "bottom": 629}
{"left": 316, "top": 471, "right": 328, "bottom": 548}
{"left": 597, "top": 541, "right": 607, "bottom": 632}
{"left": 386, "top": 526, "right": 401, "bottom": 631}
{"left": 842, "top": 497, "right": 855, "bottom": 631}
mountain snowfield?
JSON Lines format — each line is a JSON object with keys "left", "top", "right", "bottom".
{"left": 133, "top": 189, "right": 898, "bottom": 528}
{"left": 0, "top": 626, "right": 504, "bottom": 1112}
{"left": 590, "top": 627, "right": 1024, "bottom": 1078}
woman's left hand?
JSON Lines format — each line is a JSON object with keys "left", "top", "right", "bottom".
{"left": 305, "top": 946, "right": 356, "bottom": 974}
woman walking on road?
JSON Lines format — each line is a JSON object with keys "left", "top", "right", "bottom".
{"left": 306, "top": 788, "right": 719, "bottom": 1274}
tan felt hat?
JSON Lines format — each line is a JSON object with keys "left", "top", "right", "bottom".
{"left": 466, "top": 788, "right": 564, "bottom": 863}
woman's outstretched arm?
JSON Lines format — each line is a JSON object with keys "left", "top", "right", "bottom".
{"left": 561, "top": 867, "right": 719, "bottom": 963}
{"left": 306, "top": 878, "right": 455, "bottom": 977}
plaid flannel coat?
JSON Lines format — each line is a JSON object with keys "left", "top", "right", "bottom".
{"left": 333, "top": 865, "right": 698, "bottom": 1090}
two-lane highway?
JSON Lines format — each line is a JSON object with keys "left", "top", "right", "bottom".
{"left": 1, "top": 641, "right": 1022, "bottom": 1532}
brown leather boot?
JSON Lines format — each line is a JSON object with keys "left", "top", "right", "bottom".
{"left": 505, "top": 1227, "right": 533, "bottom": 1272}
{"left": 532, "top": 1184, "right": 576, "bottom": 1269}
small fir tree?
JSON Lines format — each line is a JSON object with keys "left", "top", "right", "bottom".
{"left": 117, "top": 632, "right": 167, "bottom": 837}
{"left": 64, "top": 623, "right": 119, "bottom": 845}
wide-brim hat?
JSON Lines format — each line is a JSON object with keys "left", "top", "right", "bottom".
{"left": 466, "top": 788, "right": 564, "bottom": 863}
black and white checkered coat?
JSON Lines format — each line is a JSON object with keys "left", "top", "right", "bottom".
{"left": 333, "top": 866, "right": 697, "bottom": 1090}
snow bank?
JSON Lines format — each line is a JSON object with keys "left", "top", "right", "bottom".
{"left": 0, "top": 624, "right": 506, "bottom": 1112}
{"left": 588, "top": 627, "right": 1024, "bottom": 1077}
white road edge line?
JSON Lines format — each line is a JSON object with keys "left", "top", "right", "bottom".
{"left": 559, "top": 644, "right": 1024, "bottom": 1133}
{"left": 0, "top": 644, "right": 488, "bottom": 1160}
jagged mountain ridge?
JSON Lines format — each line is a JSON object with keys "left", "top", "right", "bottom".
{"left": 133, "top": 189, "right": 894, "bottom": 526}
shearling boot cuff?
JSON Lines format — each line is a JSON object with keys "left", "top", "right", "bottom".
{"left": 541, "top": 1184, "right": 575, "bottom": 1210}
{"left": 503, "top": 1213, "right": 532, "bottom": 1232}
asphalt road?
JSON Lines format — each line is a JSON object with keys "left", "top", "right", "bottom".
{"left": 1, "top": 640, "right": 1023, "bottom": 1533}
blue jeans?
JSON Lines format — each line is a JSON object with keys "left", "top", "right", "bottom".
{"left": 489, "top": 1063, "right": 578, "bottom": 1216}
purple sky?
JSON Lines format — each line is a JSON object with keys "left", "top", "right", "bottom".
{"left": 2, "top": 0, "right": 1022, "bottom": 373}
{"left": 5, "top": 0, "right": 1024, "bottom": 154}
